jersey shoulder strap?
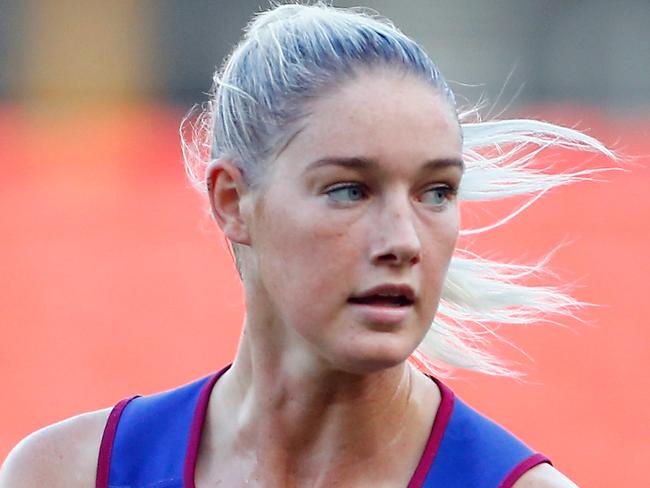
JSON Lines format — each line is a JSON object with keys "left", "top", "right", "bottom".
{"left": 96, "top": 369, "right": 225, "bottom": 488}
{"left": 422, "top": 390, "right": 549, "bottom": 488}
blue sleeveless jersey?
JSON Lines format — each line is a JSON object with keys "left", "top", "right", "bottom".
{"left": 96, "top": 366, "right": 549, "bottom": 488}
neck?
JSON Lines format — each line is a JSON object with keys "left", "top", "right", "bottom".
{"left": 200, "top": 316, "right": 440, "bottom": 486}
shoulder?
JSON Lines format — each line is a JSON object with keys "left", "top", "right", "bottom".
{"left": 513, "top": 462, "right": 580, "bottom": 488}
{"left": 0, "top": 408, "right": 112, "bottom": 488}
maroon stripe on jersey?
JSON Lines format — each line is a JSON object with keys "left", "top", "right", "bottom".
{"left": 96, "top": 396, "right": 138, "bottom": 488}
{"left": 184, "top": 364, "right": 232, "bottom": 488}
{"left": 498, "top": 453, "right": 552, "bottom": 488}
{"left": 407, "top": 377, "right": 455, "bottom": 487}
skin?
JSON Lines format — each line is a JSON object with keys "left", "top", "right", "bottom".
{"left": 0, "top": 69, "right": 578, "bottom": 487}
{"left": 197, "top": 68, "right": 462, "bottom": 486}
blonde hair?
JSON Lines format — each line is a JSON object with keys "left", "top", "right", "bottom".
{"left": 181, "top": 2, "right": 615, "bottom": 377}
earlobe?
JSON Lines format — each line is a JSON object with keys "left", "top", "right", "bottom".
{"left": 206, "top": 160, "right": 252, "bottom": 245}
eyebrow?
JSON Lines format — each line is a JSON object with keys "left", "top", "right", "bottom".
{"left": 304, "top": 156, "right": 465, "bottom": 173}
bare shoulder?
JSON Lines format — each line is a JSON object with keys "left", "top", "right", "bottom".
{"left": 0, "top": 408, "right": 112, "bottom": 488}
{"left": 513, "top": 462, "right": 580, "bottom": 488}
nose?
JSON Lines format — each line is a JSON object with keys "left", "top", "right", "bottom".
{"left": 370, "top": 197, "right": 421, "bottom": 267}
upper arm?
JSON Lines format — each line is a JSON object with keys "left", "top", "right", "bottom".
{"left": 512, "top": 462, "right": 580, "bottom": 488}
{"left": 0, "top": 408, "right": 111, "bottom": 488}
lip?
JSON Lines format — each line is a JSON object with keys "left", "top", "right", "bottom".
{"left": 350, "top": 284, "right": 416, "bottom": 303}
{"left": 348, "top": 302, "right": 412, "bottom": 326}
{"left": 348, "top": 283, "right": 416, "bottom": 326}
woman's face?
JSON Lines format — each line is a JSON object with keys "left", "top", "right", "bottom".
{"left": 243, "top": 69, "right": 463, "bottom": 373}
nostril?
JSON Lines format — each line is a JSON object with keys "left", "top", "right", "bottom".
{"left": 374, "top": 251, "right": 420, "bottom": 266}
{"left": 377, "top": 252, "right": 398, "bottom": 262}
{"left": 370, "top": 223, "right": 422, "bottom": 265}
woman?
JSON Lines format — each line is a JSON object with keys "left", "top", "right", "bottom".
{"left": 1, "top": 3, "right": 611, "bottom": 487}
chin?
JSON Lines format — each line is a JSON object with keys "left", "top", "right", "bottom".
{"left": 326, "top": 337, "right": 417, "bottom": 375}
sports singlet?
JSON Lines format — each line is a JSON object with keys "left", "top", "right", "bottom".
{"left": 96, "top": 365, "right": 550, "bottom": 488}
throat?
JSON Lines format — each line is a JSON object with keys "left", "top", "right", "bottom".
{"left": 231, "top": 365, "right": 421, "bottom": 457}
{"left": 199, "top": 364, "right": 440, "bottom": 488}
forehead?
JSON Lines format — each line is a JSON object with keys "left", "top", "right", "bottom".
{"left": 272, "top": 74, "right": 463, "bottom": 179}
{"left": 274, "top": 69, "right": 462, "bottom": 174}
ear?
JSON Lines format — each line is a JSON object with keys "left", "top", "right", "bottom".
{"left": 206, "top": 159, "right": 252, "bottom": 246}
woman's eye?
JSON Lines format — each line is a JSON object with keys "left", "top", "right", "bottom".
{"left": 420, "top": 186, "right": 455, "bottom": 206}
{"left": 325, "top": 183, "right": 366, "bottom": 203}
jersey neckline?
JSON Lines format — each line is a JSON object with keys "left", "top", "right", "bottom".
{"left": 183, "top": 365, "right": 455, "bottom": 488}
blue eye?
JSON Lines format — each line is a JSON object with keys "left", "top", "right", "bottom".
{"left": 421, "top": 186, "right": 455, "bottom": 206}
{"left": 326, "top": 184, "right": 366, "bottom": 203}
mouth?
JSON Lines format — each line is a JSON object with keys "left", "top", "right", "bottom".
{"left": 347, "top": 284, "right": 416, "bottom": 308}
{"left": 347, "top": 295, "right": 414, "bottom": 307}
{"left": 347, "top": 285, "right": 415, "bottom": 327}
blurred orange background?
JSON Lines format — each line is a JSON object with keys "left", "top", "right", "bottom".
{"left": 2, "top": 104, "right": 648, "bottom": 487}
{"left": 1, "top": 1, "right": 649, "bottom": 486}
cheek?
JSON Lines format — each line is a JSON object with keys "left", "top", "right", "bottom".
{"left": 443, "top": 215, "right": 460, "bottom": 258}
{"left": 255, "top": 199, "right": 360, "bottom": 317}
{"left": 420, "top": 213, "right": 459, "bottom": 287}
{"left": 274, "top": 237, "right": 358, "bottom": 342}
